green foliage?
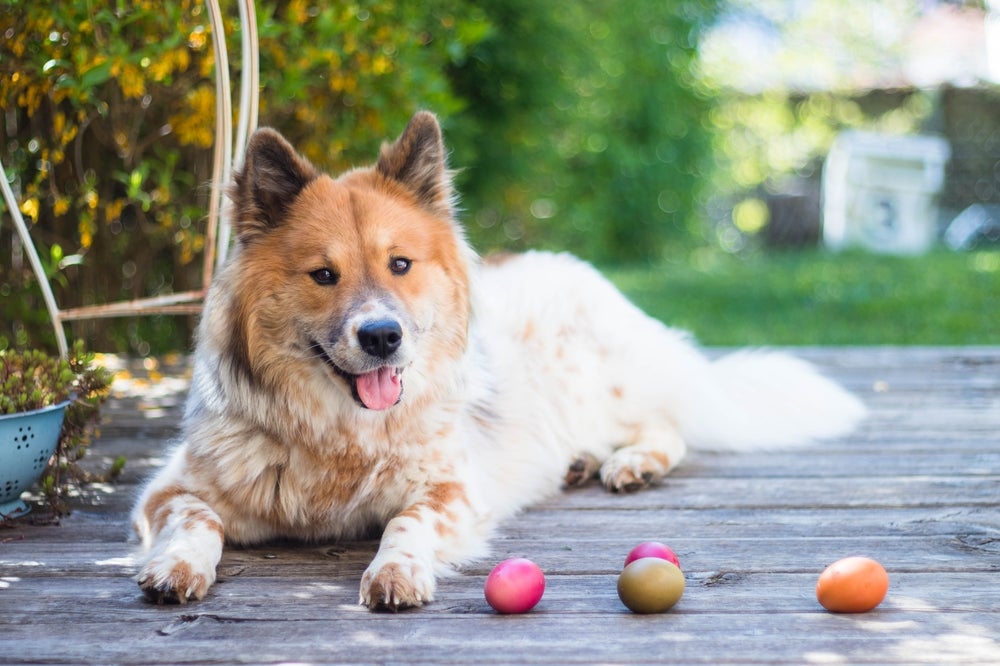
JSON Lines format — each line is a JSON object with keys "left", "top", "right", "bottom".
{"left": 610, "top": 249, "right": 1000, "bottom": 345}
{"left": 0, "top": 341, "right": 115, "bottom": 516}
{"left": 447, "top": 0, "right": 719, "bottom": 262}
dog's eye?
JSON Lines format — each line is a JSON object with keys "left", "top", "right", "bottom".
{"left": 310, "top": 268, "right": 339, "bottom": 285}
{"left": 389, "top": 257, "right": 411, "bottom": 275}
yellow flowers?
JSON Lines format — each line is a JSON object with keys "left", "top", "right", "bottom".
{"left": 169, "top": 85, "right": 215, "bottom": 148}
{"left": 104, "top": 199, "right": 124, "bottom": 223}
{"left": 286, "top": 0, "right": 310, "bottom": 26}
{"left": 116, "top": 61, "right": 147, "bottom": 99}
{"left": 19, "top": 198, "right": 40, "bottom": 223}
{"left": 371, "top": 54, "right": 393, "bottom": 76}
{"left": 53, "top": 198, "right": 71, "bottom": 217}
{"left": 147, "top": 48, "right": 191, "bottom": 83}
{"left": 188, "top": 26, "right": 208, "bottom": 51}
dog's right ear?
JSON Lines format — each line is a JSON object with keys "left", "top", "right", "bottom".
{"left": 229, "top": 128, "right": 319, "bottom": 243}
{"left": 376, "top": 111, "right": 455, "bottom": 220}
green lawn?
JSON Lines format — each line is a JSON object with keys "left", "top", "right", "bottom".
{"left": 607, "top": 249, "right": 1000, "bottom": 346}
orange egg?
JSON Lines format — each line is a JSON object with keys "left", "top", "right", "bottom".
{"left": 816, "top": 556, "right": 889, "bottom": 613}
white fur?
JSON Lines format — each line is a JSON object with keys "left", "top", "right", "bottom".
{"left": 459, "top": 251, "right": 866, "bottom": 517}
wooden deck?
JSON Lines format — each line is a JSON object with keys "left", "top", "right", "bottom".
{"left": 2, "top": 347, "right": 999, "bottom": 664}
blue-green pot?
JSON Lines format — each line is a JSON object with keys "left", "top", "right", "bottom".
{"left": 0, "top": 400, "right": 69, "bottom": 517}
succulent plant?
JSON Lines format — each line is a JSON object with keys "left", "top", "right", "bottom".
{"left": 1, "top": 341, "right": 117, "bottom": 518}
{"left": 1, "top": 348, "right": 78, "bottom": 414}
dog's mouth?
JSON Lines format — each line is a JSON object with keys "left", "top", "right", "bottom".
{"left": 314, "top": 343, "right": 404, "bottom": 411}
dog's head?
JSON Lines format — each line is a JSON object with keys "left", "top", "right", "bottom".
{"left": 218, "top": 112, "right": 473, "bottom": 411}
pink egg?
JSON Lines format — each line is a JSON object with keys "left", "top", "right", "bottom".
{"left": 624, "top": 541, "right": 680, "bottom": 569}
{"left": 484, "top": 558, "right": 545, "bottom": 614}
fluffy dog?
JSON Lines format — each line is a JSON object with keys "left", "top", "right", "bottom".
{"left": 132, "top": 112, "right": 865, "bottom": 609}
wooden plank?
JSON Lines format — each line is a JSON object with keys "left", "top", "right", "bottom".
{"left": 3, "top": 572, "right": 1000, "bottom": 618}
{"left": 3, "top": 532, "right": 999, "bottom": 579}
{"left": 82, "top": 434, "right": 1000, "bottom": 486}
{"left": 2, "top": 610, "right": 1000, "bottom": 665}
{"left": 7, "top": 466, "right": 1000, "bottom": 532}
{"left": 5, "top": 503, "right": 996, "bottom": 544}
{"left": 531, "top": 476, "right": 1000, "bottom": 510}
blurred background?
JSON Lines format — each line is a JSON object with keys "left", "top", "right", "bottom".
{"left": 2, "top": 0, "right": 999, "bottom": 353}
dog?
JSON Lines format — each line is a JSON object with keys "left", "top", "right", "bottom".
{"left": 131, "top": 111, "right": 865, "bottom": 610}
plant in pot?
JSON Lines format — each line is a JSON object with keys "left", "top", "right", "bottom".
{"left": 0, "top": 341, "right": 116, "bottom": 520}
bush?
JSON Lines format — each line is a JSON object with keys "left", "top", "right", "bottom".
{"left": 447, "top": 0, "right": 719, "bottom": 263}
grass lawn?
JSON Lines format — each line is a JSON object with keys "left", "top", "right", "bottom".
{"left": 607, "top": 249, "right": 1000, "bottom": 346}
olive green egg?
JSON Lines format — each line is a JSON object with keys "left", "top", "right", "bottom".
{"left": 617, "top": 557, "right": 685, "bottom": 613}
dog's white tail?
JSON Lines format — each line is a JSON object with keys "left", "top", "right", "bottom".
{"left": 671, "top": 350, "right": 867, "bottom": 451}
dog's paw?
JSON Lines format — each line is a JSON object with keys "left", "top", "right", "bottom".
{"left": 564, "top": 453, "right": 601, "bottom": 487}
{"left": 600, "top": 447, "right": 671, "bottom": 493}
{"left": 359, "top": 553, "right": 436, "bottom": 611}
{"left": 136, "top": 553, "right": 215, "bottom": 604}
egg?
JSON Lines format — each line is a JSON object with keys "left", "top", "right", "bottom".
{"left": 624, "top": 541, "right": 681, "bottom": 569}
{"left": 484, "top": 558, "right": 545, "bottom": 614}
{"left": 617, "top": 557, "right": 685, "bottom": 614}
{"left": 815, "top": 556, "right": 889, "bottom": 613}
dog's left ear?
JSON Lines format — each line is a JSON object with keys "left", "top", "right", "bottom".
{"left": 376, "top": 111, "right": 455, "bottom": 220}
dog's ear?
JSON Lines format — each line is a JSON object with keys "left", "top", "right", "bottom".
{"left": 230, "top": 128, "right": 319, "bottom": 243}
{"left": 376, "top": 111, "right": 455, "bottom": 219}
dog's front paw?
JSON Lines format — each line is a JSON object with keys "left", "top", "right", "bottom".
{"left": 359, "top": 553, "right": 436, "bottom": 611}
{"left": 137, "top": 553, "right": 216, "bottom": 604}
{"left": 600, "top": 447, "right": 672, "bottom": 493}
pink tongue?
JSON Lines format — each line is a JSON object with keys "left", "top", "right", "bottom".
{"left": 356, "top": 367, "right": 401, "bottom": 410}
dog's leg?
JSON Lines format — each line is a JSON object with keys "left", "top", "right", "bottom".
{"left": 600, "top": 421, "right": 687, "bottom": 493}
{"left": 132, "top": 475, "right": 224, "bottom": 604}
{"left": 360, "top": 479, "right": 480, "bottom": 610}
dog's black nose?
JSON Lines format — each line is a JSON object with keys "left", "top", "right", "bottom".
{"left": 358, "top": 320, "right": 403, "bottom": 359}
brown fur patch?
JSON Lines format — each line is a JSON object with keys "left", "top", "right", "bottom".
{"left": 144, "top": 485, "right": 188, "bottom": 535}
{"left": 434, "top": 519, "right": 456, "bottom": 538}
{"left": 650, "top": 451, "right": 671, "bottom": 470}
{"left": 181, "top": 507, "right": 224, "bottom": 540}
{"left": 424, "top": 481, "right": 469, "bottom": 512}
{"left": 164, "top": 561, "right": 207, "bottom": 603}
{"left": 390, "top": 481, "right": 467, "bottom": 535}
{"left": 306, "top": 438, "right": 395, "bottom": 510}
